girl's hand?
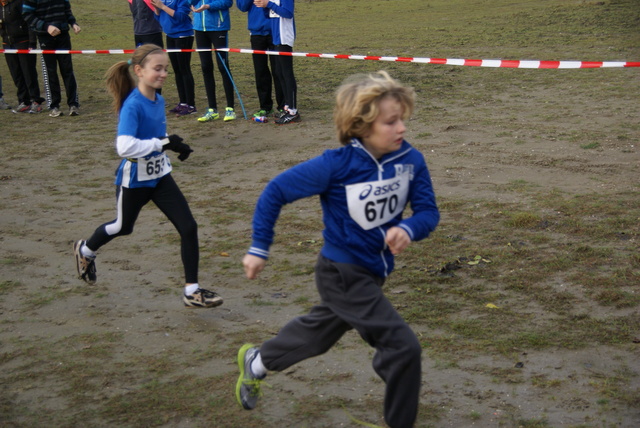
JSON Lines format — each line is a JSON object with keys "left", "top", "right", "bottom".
{"left": 243, "top": 254, "right": 267, "bottom": 279}
{"left": 385, "top": 227, "right": 411, "bottom": 255}
{"left": 254, "top": 0, "right": 268, "bottom": 8}
{"left": 191, "top": 4, "right": 208, "bottom": 13}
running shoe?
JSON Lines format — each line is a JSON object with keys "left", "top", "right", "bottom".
{"left": 275, "top": 111, "right": 301, "bottom": 125}
{"left": 69, "top": 106, "right": 80, "bottom": 116}
{"left": 169, "top": 103, "right": 183, "bottom": 113}
{"left": 49, "top": 107, "right": 63, "bottom": 117}
{"left": 197, "top": 108, "right": 219, "bottom": 122}
{"left": 273, "top": 108, "right": 285, "bottom": 119}
{"left": 13, "top": 102, "right": 31, "bottom": 113}
{"left": 29, "top": 102, "right": 43, "bottom": 114}
{"left": 177, "top": 105, "right": 196, "bottom": 116}
{"left": 223, "top": 107, "right": 236, "bottom": 122}
{"left": 235, "top": 344, "right": 266, "bottom": 410}
{"left": 73, "top": 240, "right": 97, "bottom": 283}
{"left": 0, "top": 98, "right": 11, "bottom": 110}
{"left": 183, "top": 288, "right": 223, "bottom": 308}
{"left": 253, "top": 109, "right": 272, "bottom": 118}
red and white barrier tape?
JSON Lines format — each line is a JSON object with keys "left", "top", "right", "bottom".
{"left": 1, "top": 47, "right": 638, "bottom": 68}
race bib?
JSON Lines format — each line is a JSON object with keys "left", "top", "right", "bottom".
{"left": 136, "top": 152, "right": 172, "bottom": 181}
{"left": 345, "top": 170, "right": 410, "bottom": 230}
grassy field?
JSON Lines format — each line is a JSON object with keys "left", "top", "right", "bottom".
{"left": 1, "top": 0, "right": 639, "bottom": 427}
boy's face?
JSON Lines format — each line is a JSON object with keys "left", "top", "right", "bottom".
{"left": 361, "top": 97, "right": 406, "bottom": 159}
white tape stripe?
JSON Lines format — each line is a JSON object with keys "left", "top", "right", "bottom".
{"left": 1, "top": 48, "right": 638, "bottom": 68}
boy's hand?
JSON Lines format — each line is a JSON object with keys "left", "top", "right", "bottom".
{"left": 385, "top": 227, "right": 411, "bottom": 255}
{"left": 243, "top": 254, "right": 267, "bottom": 279}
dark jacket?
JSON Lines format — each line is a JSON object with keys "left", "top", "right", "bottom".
{"left": 1, "top": 0, "right": 36, "bottom": 46}
{"left": 22, "top": 0, "right": 77, "bottom": 35}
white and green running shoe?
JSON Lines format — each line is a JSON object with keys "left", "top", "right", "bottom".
{"left": 197, "top": 108, "right": 219, "bottom": 122}
{"left": 223, "top": 107, "right": 236, "bottom": 122}
{"left": 236, "top": 344, "right": 265, "bottom": 410}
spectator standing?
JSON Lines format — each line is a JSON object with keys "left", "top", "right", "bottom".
{"left": 1, "top": 0, "right": 45, "bottom": 113}
{"left": 236, "top": 0, "right": 282, "bottom": 118}
{"left": 190, "top": 0, "right": 236, "bottom": 123}
{"left": 128, "top": 0, "right": 164, "bottom": 48}
{"left": 151, "top": 0, "right": 196, "bottom": 116}
{"left": 22, "top": 0, "right": 81, "bottom": 117}
{"left": 253, "top": 0, "right": 299, "bottom": 124}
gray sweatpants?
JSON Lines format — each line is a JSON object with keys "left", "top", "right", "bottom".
{"left": 260, "top": 254, "right": 422, "bottom": 428}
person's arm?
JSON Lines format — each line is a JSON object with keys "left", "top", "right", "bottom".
{"left": 151, "top": 0, "right": 176, "bottom": 17}
{"left": 265, "top": 0, "right": 293, "bottom": 18}
{"left": 236, "top": 0, "right": 252, "bottom": 12}
{"left": 116, "top": 135, "right": 164, "bottom": 158}
{"left": 246, "top": 154, "right": 332, "bottom": 274}
{"left": 395, "top": 153, "right": 440, "bottom": 243}
{"left": 22, "top": 0, "right": 47, "bottom": 33}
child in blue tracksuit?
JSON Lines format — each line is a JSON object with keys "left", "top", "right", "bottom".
{"left": 235, "top": 71, "right": 440, "bottom": 428}
{"left": 236, "top": 0, "right": 283, "bottom": 117}
{"left": 151, "top": 0, "right": 196, "bottom": 115}
{"left": 253, "top": 0, "right": 299, "bottom": 124}
{"left": 189, "top": 0, "right": 236, "bottom": 122}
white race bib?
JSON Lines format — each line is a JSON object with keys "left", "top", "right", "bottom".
{"left": 345, "top": 170, "right": 410, "bottom": 230}
{"left": 136, "top": 152, "right": 172, "bottom": 181}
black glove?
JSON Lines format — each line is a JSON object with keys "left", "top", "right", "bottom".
{"left": 161, "top": 134, "right": 193, "bottom": 161}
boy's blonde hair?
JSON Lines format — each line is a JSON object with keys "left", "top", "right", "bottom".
{"left": 334, "top": 71, "right": 415, "bottom": 145}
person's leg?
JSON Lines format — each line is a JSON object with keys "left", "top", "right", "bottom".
{"left": 269, "top": 39, "right": 285, "bottom": 112}
{"left": 3, "top": 41, "right": 29, "bottom": 105}
{"left": 273, "top": 44, "right": 296, "bottom": 111}
{"left": 212, "top": 31, "right": 234, "bottom": 109}
{"left": 150, "top": 174, "right": 198, "bottom": 284}
{"left": 250, "top": 35, "right": 273, "bottom": 112}
{"left": 174, "top": 36, "right": 195, "bottom": 108}
{"left": 135, "top": 32, "right": 164, "bottom": 48}
{"left": 38, "top": 35, "right": 61, "bottom": 110}
{"left": 315, "top": 257, "right": 421, "bottom": 428}
{"left": 54, "top": 32, "right": 79, "bottom": 108}
{"left": 195, "top": 30, "right": 217, "bottom": 110}
{"left": 166, "top": 36, "right": 186, "bottom": 104}
{"left": 85, "top": 186, "right": 152, "bottom": 252}
{"left": 15, "top": 39, "right": 44, "bottom": 105}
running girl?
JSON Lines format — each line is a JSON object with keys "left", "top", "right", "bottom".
{"left": 73, "top": 44, "right": 223, "bottom": 309}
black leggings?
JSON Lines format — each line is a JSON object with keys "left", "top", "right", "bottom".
{"left": 195, "top": 30, "right": 234, "bottom": 110}
{"left": 166, "top": 35, "right": 195, "bottom": 107}
{"left": 86, "top": 174, "right": 199, "bottom": 283}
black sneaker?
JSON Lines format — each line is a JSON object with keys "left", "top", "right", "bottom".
{"left": 275, "top": 111, "right": 301, "bottom": 125}
{"left": 183, "top": 288, "right": 223, "bottom": 308}
{"left": 73, "top": 240, "right": 96, "bottom": 283}
{"left": 235, "top": 344, "right": 266, "bottom": 410}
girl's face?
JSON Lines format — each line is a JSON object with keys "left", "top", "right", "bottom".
{"left": 361, "top": 96, "right": 407, "bottom": 159}
{"left": 135, "top": 52, "right": 169, "bottom": 92}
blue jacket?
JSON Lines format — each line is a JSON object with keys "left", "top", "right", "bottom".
{"left": 189, "top": 0, "right": 231, "bottom": 32}
{"left": 236, "top": 0, "right": 269, "bottom": 36}
{"left": 264, "top": 0, "right": 294, "bottom": 46}
{"left": 154, "top": 0, "right": 192, "bottom": 38}
{"left": 248, "top": 139, "right": 440, "bottom": 278}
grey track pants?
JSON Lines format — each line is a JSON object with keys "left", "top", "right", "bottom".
{"left": 260, "top": 254, "right": 422, "bottom": 428}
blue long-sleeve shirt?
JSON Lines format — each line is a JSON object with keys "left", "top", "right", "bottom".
{"left": 248, "top": 139, "right": 440, "bottom": 278}
{"left": 236, "top": 0, "right": 270, "bottom": 36}
{"left": 190, "top": 0, "right": 231, "bottom": 32}
{"left": 154, "top": 0, "right": 192, "bottom": 38}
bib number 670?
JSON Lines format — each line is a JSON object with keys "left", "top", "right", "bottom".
{"left": 365, "top": 195, "right": 399, "bottom": 222}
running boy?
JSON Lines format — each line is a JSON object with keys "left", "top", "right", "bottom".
{"left": 73, "top": 44, "right": 223, "bottom": 309}
{"left": 235, "top": 71, "right": 440, "bottom": 428}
